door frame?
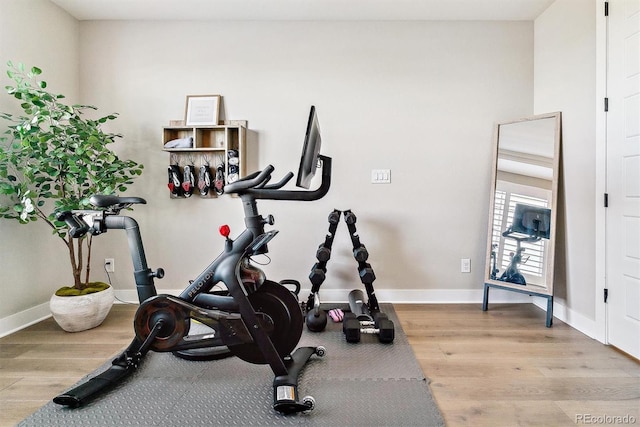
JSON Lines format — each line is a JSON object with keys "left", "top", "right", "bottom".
{"left": 594, "top": 0, "right": 608, "bottom": 345}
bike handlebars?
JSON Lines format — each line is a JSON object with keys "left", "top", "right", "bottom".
{"left": 56, "top": 211, "right": 90, "bottom": 238}
{"left": 225, "top": 165, "right": 275, "bottom": 193}
{"left": 55, "top": 195, "right": 148, "bottom": 239}
{"left": 259, "top": 172, "right": 294, "bottom": 190}
{"left": 56, "top": 155, "right": 331, "bottom": 241}
{"left": 224, "top": 156, "right": 332, "bottom": 202}
{"left": 502, "top": 226, "right": 542, "bottom": 244}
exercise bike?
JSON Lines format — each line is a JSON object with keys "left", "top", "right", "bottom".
{"left": 492, "top": 203, "right": 551, "bottom": 286}
{"left": 52, "top": 106, "right": 332, "bottom": 415}
{"left": 495, "top": 229, "right": 537, "bottom": 285}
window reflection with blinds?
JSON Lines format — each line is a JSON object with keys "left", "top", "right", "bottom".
{"left": 492, "top": 191, "right": 548, "bottom": 278}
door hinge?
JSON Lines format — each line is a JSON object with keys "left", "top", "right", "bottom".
{"left": 604, "top": 97, "right": 609, "bottom": 112}
{"left": 605, "top": 1, "right": 609, "bottom": 16}
{"left": 604, "top": 193, "right": 609, "bottom": 207}
{"left": 604, "top": 288, "right": 609, "bottom": 303}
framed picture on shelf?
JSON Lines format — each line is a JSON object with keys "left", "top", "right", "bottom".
{"left": 185, "top": 95, "right": 221, "bottom": 126}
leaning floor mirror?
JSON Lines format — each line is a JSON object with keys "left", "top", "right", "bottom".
{"left": 482, "top": 112, "right": 562, "bottom": 327}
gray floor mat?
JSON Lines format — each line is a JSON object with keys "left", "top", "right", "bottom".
{"left": 19, "top": 305, "right": 444, "bottom": 426}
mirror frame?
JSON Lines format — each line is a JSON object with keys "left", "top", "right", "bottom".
{"left": 484, "top": 112, "right": 562, "bottom": 297}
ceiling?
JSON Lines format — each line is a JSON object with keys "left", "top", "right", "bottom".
{"left": 50, "top": 0, "right": 556, "bottom": 21}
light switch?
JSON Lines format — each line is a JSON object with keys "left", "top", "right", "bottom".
{"left": 371, "top": 169, "right": 391, "bottom": 184}
{"left": 461, "top": 258, "right": 471, "bottom": 273}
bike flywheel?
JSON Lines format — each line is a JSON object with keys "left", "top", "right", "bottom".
{"left": 134, "top": 296, "right": 191, "bottom": 351}
{"left": 228, "top": 280, "right": 303, "bottom": 364}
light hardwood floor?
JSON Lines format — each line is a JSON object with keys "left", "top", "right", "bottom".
{"left": 1, "top": 303, "right": 639, "bottom": 426}
{"left": 396, "top": 304, "right": 640, "bottom": 426}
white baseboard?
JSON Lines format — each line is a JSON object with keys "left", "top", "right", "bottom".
{"left": 0, "top": 302, "right": 51, "bottom": 338}
{"left": 533, "top": 298, "right": 597, "bottom": 339}
{"left": 113, "top": 287, "right": 533, "bottom": 304}
{"left": 2, "top": 287, "right": 584, "bottom": 338}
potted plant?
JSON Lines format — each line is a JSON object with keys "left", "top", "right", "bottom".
{"left": 0, "top": 62, "right": 143, "bottom": 332}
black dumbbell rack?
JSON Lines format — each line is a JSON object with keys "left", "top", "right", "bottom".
{"left": 304, "top": 210, "right": 394, "bottom": 343}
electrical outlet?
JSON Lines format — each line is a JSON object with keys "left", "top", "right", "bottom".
{"left": 461, "top": 258, "right": 471, "bottom": 273}
{"left": 105, "top": 258, "right": 115, "bottom": 273}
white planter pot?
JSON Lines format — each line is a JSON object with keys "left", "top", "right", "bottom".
{"left": 49, "top": 286, "right": 115, "bottom": 332}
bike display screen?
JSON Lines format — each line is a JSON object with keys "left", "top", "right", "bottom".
{"left": 296, "top": 106, "right": 322, "bottom": 189}
{"left": 511, "top": 203, "right": 551, "bottom": 239}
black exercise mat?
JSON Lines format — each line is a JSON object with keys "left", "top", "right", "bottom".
{"left": 19, "top": 305, "right": 444, "bottom": 426}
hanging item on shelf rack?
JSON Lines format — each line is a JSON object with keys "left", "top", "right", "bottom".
{"left": 182, "top": 156, "right": 196, "bottom": 198}
{"left": 167, "top": 155, "right": 183, "bottom": 197}
{"left": 214, "top": 160, "right": 225, "bottom": 196}
{"left": 227, "top": 150, "right": 239, "bottom": 183}
{"left": 198, "top": 156, "right": 213, "bottom": 197}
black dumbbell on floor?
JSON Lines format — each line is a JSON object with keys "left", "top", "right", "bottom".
{"left": 343, "top": 311, "right": 395, "bottom": 343}
{"left": 344, "top": 290, "right": 394, "bottom": 343}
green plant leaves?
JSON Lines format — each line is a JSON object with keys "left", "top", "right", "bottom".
{"left": 0, "top": 62, "right": 144, "bottom": 287}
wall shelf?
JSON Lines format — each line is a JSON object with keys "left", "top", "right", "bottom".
{"left": 162, "top": 122, "right": 247, "bottom": 198}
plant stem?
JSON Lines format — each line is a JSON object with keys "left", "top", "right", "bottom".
{"left": 76, "top": 236, "right": 84, "bottom": 289}
{"left": 67, "top": 235, "right": 81, "bottom": 289}
{"left": 84, "top": 235, "right": 92, "bottom": 285}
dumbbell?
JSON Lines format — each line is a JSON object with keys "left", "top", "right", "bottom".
{"left": 308, "top": 263, "right": 326, "bottom": 286}
{"left": 316, "top": 244, "right": 331, "bottom": 262}
{"left": 315, "top": 211, "right": 340, "bottom": 262}
{"left": 358, "top": 266, "right": 376, "bottom": 284}
{"left": 328, "top": 210, "right": 341, "bottom": 224}
{"left": 372, "top": 312, "right": 395, "bottom": 343}
{"left": 353, "top": 244, "right": 369, "bottom": 262}
{"left": 343, "top": 311, "right": 395, "bottom": 344}
{"left": 344, "top": 210, "right": 357, "bottom": 225}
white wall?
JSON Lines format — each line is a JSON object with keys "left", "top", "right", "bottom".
{"left": 0, "top": 0, "right": 604, "bottom": 339}
{"left": 0, "top": 1, "right": 608, "bottom": 343}
{"left": 534, "top": 0, "right": 597, "bottom": 332}
{"left": 0, "top": 0, "right": 80, "bottom": 329}
{"left": 77, "top": 20, "right": 534, "bottom": 303}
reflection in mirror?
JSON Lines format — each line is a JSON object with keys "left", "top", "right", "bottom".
{"left": 486, "top": 113, "right": 561, "bottom": 293}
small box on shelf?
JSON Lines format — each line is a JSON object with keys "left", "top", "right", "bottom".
{"left": 197, "top": 128, "right": 226, "bottom": 149}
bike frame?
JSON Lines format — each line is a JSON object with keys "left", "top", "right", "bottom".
{"left": 497, "top": 228, "right": 541, "bottom": 285}
{"left": 53, "top": 155, "right": 332, "bottom": 414}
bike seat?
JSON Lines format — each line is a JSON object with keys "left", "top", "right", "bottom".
{"left": 90, "top": 195, "right": 147, "bottom": 208}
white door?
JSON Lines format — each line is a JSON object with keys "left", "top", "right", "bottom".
{"left": 607, "top": 0, "right": 640, "bottom": 359}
